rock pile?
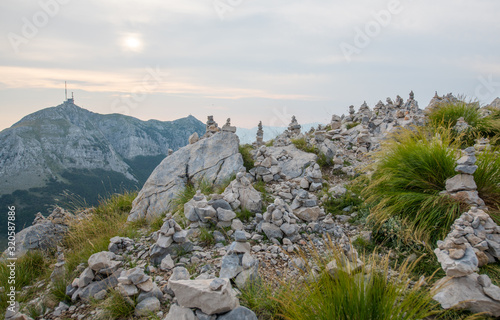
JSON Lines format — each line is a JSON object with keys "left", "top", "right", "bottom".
{"left": 255, "top": 121, "right": 264, "bottom": 147}
{"left": 221, "top": 169, "right": 263, "bottom": 213}
{"left": 150, "top": 216, "right": 193, "bottom": 265}
{"left": 68, "top": 251, "right": 122, "bottom": 301}
{"left": 301, "top": 162, "right": 323, "bottom": 191}
{"left": 116, "top": 267, "right": 163, "bottom": 316}
{"left": 221, "top": 118, "right": 236, "bottom": 133}
{"left": 204, "top": 115, "right": 220, "bottom": 138}
{"left": 444, "top": 147, "right": 486, "bottom": 208}
{"left": 219, "top": 231, "right": 260, "bottom": 289}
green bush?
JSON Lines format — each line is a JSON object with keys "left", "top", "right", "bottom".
{"left": 363, "top": 127, "right": 463, "bottom": 245}
{"left": 239, "top": 145, "right": 255, "bottom": 171}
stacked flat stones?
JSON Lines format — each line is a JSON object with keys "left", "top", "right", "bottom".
{"left": 150, "top": 216, "right": 193, "bottom": 265}
{"left": 434, "top": 207, "right": 500, "bottom": 316}
{"left": 255, "top": 121, "right": 264, "bottom": 147}
{"left": 301, "top": 162, "right": 323, "bottom": 191}
{"left": 219, "top": 230, "right": 260, "bottom": 289}
{"left": 117, "top": 267, "right": 163, "bottom": 316}
{"left": 445, "top": 147, "right": 486, "bottom": 208}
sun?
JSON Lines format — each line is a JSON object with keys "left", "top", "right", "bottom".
{"left": 121, "top": 34, "right": 143, "bottom": 52}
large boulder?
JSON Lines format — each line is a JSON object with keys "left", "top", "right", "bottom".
{"left": 129, "top": 132, "right": 243, "bottom": 221}
{"left": 169, "top": 278, "right": 239, "bottom": 315}
{"left": 266, "top": 145, "right": 317, "bottom": 179}
{"left": 433, "top": 273, "right": 500, "bottom": 317}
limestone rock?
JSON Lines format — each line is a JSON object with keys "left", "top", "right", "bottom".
{"left": 129, "top": 132, "right": 243, "bottom": 221}
{"left": 164, "top": 304, "right": 196, "bottom": 320}
{"left": 134, "top": 297, "right": 160, "bottom": 317}
{"left": 433, "top": 273, "right": 500, "bottom": 317}
{"left": 218, "top": 306, "right": 258, "bottom": 320}
{"left": 434, "top": 244, "right": 478, "bottom": 277}
{"left": 169, "top": 279, "right": 240, "bottom": 315}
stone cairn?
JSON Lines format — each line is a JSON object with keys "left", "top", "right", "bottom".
{"left": 433, "top": 146, "right": 500, "bottom": 316}
{"left": 255, "top": 121, "right": 264, "bottom": 147}
{"left": 149, "top": 216, "right": 193, "bottom": 265}
{"left": 475, "top": 137, "right": 490, "bottom": 151}
{"left": 288, "top": 115, "right": 301, "bottom": 137}
{"left": 444, "top": 147, "right": 486, "bottom": 208}
{"left": 203, "top": 115, "right": 220, "bottom": 138}
{"left": 221, "top": 118, "right": 236, "bottom": 133}
{"left": 219, "top": 230, "right": 260, "bottom": 290}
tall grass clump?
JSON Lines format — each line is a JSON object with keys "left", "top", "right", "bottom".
{"left": 363, "top": 127, "right": 463, "bottom": 245}
{"left": 475, "top": 148, "right": 500, "bottom": 214}
{"left": 276, "top": 241, "right": 438, "bottom": 320}
{"left": 428, "top": 99, "right": 483, "bottom": 129}
{"left": 64, "top": 191, "right": 137, "bottom": 272}
{"left": 428, "top": 99, "right": 500, "bottom": 146}
{"left": 0, "top": 251, "right": 49, "bottom": 316}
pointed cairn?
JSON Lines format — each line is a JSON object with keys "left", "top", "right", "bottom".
{"left": 221, "top": 118, "right": 236, "bottom": 133}
{"left": 255, "top": 121, "right": 264, "bottom": 146}
{"left": 444, "top": 147, "right": 485, "bottom": 208}
{"left": 288, "top": 116, "right": 301, "bottom": 137}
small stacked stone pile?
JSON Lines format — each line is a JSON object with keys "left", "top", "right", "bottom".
{"left": 184, "top": 190, "right": 246, "bottom": 232}
{"left": 108, "top": 236, "right": 135, "bottom": 254}
{"left": 149, "top": 216, "right": 193, "bottom": 265}
{"left": 433, "top": 207, "right": 500, "bottom": 316}
{"left": 259, "top": 198, "right": 300, "bottom": 242}
{"left": 116, "top": 267, "right": 163, "bottom": 316}
{"left": 253, "top": 146, "right": 285, "bottom": 182}
{"left": 444, "top": 147, "right": 486, "bottom": 208}
{"left": 68, "top": 251, "right": 122, "bottom": 301}
{"left": 219, "top": 230, "right": 260, "bottom": 289}
{"left": 221, "top": 118, "right": 236, "bottom": 133}
{"left": 288, "top": 115, "right": 301, "bottom": 137}
{"left": 203, "top": 115, "right": 220, "bottom": 138}
{"left": 255, "top": 121, "right": 264, "bottom": 147}
{"left": 475, "top": 137, "right": 490, "bottom": 151}
{"left": 221, "top": 169, "right": 263, "bottom": 213}
{"left": 301, "top": 162, "right": 323, "bottom": 191}
{"left": 454, "top": 117, "right": 471, "bottom": 133}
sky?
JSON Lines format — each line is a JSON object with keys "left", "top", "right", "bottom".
{"left": 1, "top": 0, "right": 500, "bottom": 131}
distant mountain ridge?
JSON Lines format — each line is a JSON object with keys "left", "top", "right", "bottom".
{"left": 0, "top": 100, "right": 205, "bottom": 234}
{"left": 1, "top": 100, "right": 205, "bottom": 194}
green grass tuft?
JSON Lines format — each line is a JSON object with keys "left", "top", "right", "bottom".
{"left": 64, "top": 191, "right": 138, "bottom": 273}
{"left": 239, "top": 144, "right": 255, "bottom": 171}
{"left": 363, "top": 127, "right": 463, "bottom": 246}
{"left": 275, "top": 241, "right": 439, "bottom": 320}
{"left": 98, "top": 289, "right": 136, "bottom": 320}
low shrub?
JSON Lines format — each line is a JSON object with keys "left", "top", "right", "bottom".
{"left": 98, "top": 289, "right": 136, "bottom": 320}
{"left": 239, "top": 145, "right": 255, "bottom": 171}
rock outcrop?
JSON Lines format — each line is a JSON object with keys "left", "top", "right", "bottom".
{"left": 129, "top": 132, "right": 244, "bottom": 221}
